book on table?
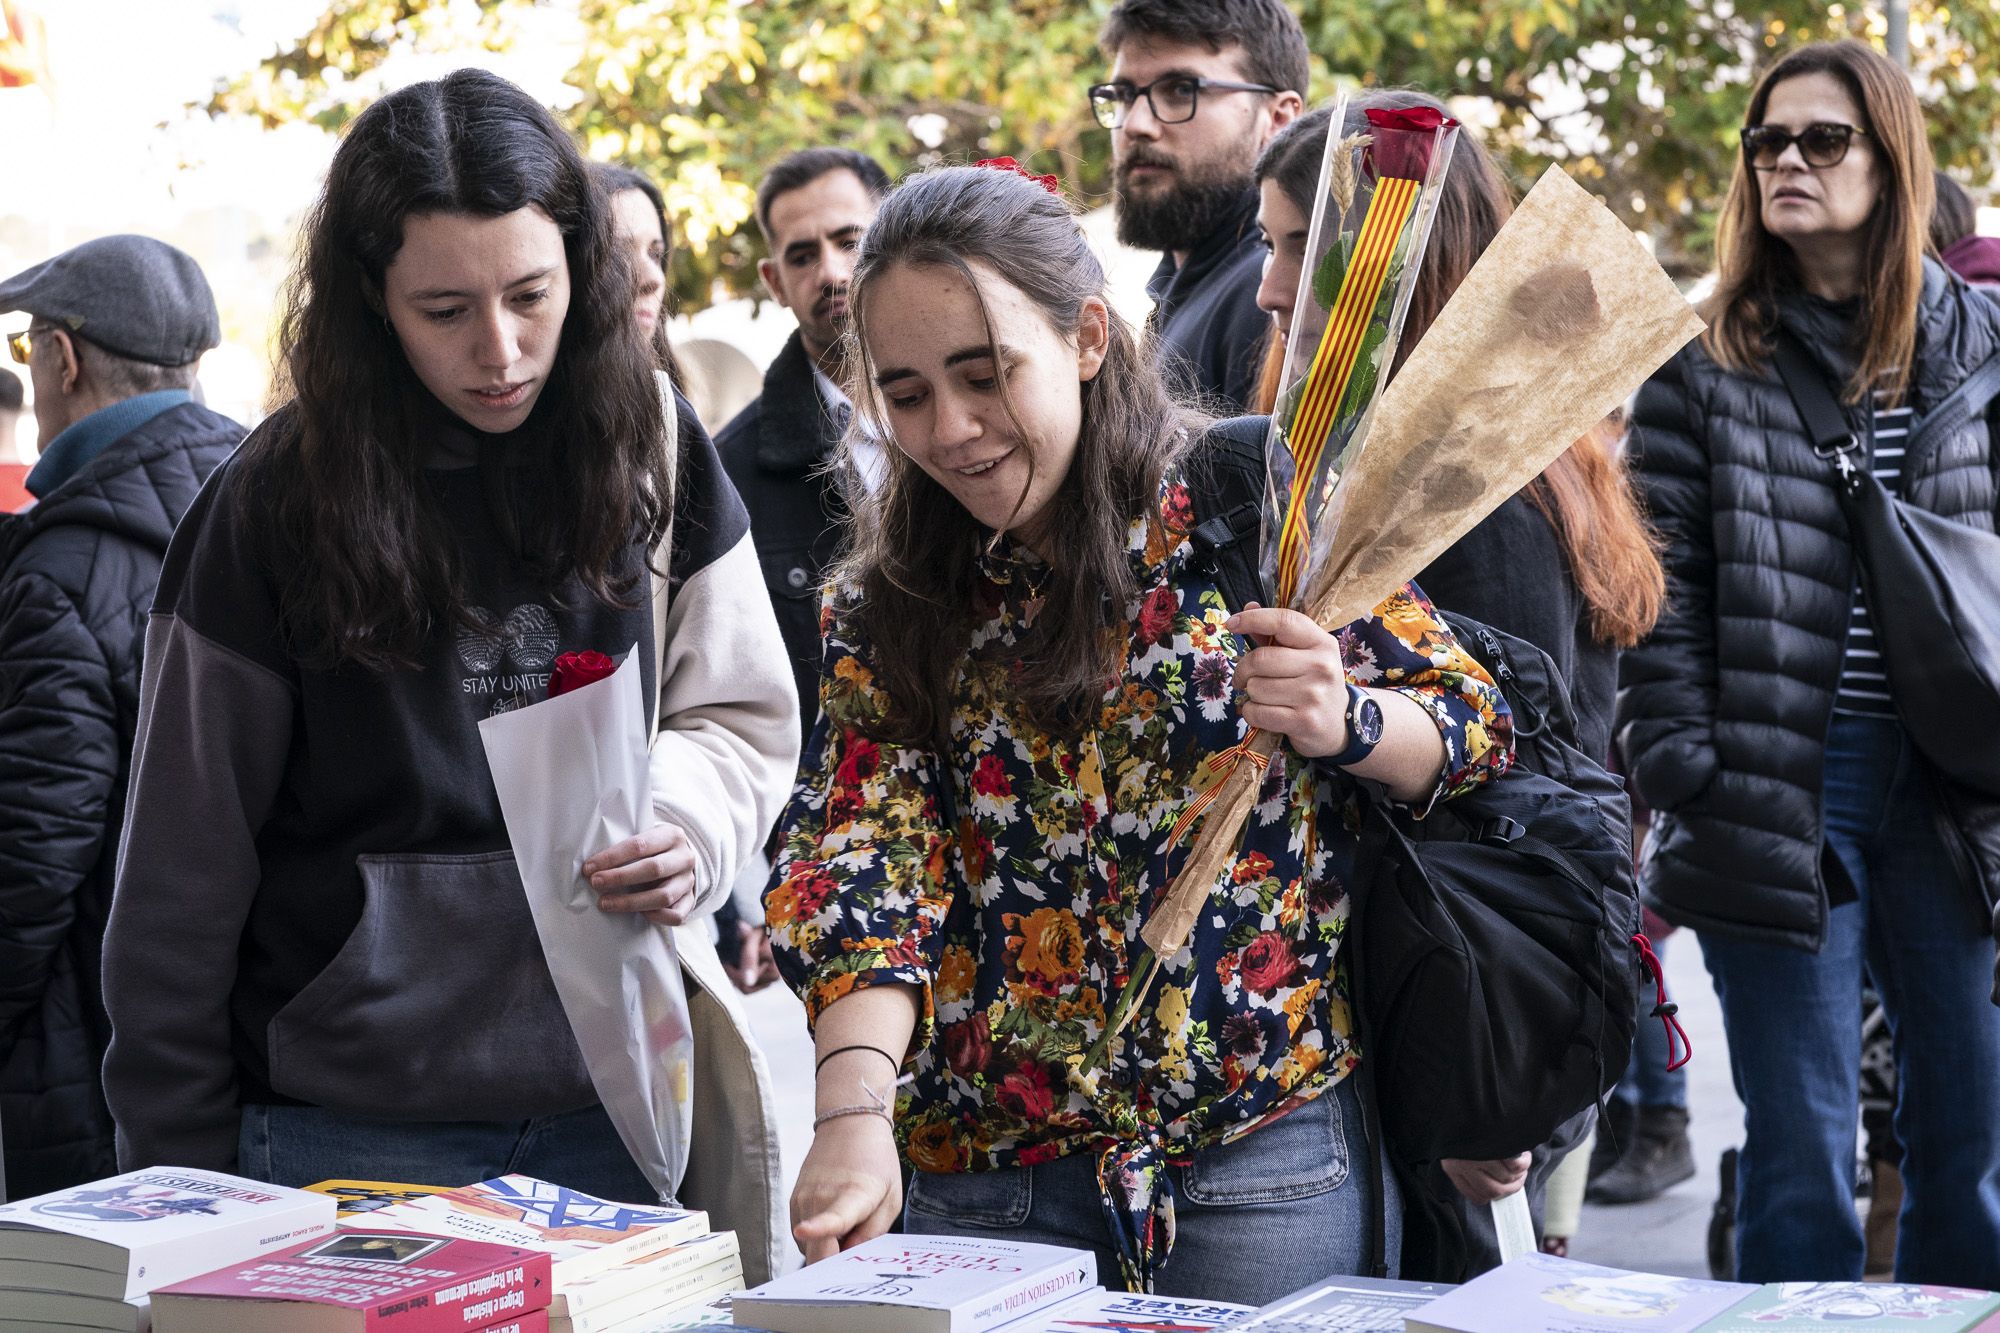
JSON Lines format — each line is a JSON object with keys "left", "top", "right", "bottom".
{"left": 147, "top": 1230, "right": 551, "bottom": 1332}
{"left": 0, "top": 1167, "right": 334, "bottom": 1301}
{"left": 0, "top": 1285, "right": 153, "bottom": 1332}
{"left": 357, "top": 1176, "right": 707, "bottom": 1289}
{"left": 1227, "top": 1274, "right": 1453, "bottom": 1331}
{"left": 729, "top": 1234, "right": 1095, "bottom": 1333}
{"left": 306, "top": 1180, "right": 454, "bottom": 1220}
{"left": 1404, "top": 1255, "right": 1754, "bottom": 1333}
{"left": 990, "top": 1287, "right": 1252, "bottom": 1330}
{"left": 549, "top": 1232, "right": 740, "bottom": 1319}
{"left": 548, "top": 1235, "right": 742, "bottom": 1333}
{"left": 602, "top": 1290, "right": 769, "bottom": 1330}
{"left": 1691, "top": 1282, "right": 2000, "bottom": 1330}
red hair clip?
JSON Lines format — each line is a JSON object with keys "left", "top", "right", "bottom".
{"left": 975, "top": 156, "right": 1061, "bottom": 196}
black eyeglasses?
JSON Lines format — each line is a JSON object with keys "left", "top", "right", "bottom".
{"left": 1088, "top": 75, "right": 1280, "bottom": 130}
{"left": 1741, "top": 122, "right": 1868, "bottom": 171}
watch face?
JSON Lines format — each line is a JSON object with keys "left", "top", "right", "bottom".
{"left": 1356, "top": 695, "right": 1385, "bottom": 746}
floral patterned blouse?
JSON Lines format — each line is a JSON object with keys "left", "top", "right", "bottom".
{"left": 766, "top": 466, "right": 1512, "bottom": 1290}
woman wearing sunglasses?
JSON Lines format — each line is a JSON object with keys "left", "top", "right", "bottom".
{"left": 1618, "top": 40, "right": 2000, "bottom": 1286}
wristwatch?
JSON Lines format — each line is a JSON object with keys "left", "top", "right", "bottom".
{"left": 1325, "top": 683, "right": 1384, "bottom": 767}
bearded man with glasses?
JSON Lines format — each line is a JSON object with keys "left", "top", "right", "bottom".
{"left": 1094, "top": 0, "right": 1304, "bottom": 414}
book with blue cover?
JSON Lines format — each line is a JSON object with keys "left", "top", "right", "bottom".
{"left": 994, "top": 1288, "right": 1251, "bottom": 1330}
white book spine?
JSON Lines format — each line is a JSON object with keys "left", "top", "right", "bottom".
{"left": 551, "top": 1234, "right": 740, "bottom": 1315}
{"left": 956, "top": 1259, "right": 1095, "bottom": 1333}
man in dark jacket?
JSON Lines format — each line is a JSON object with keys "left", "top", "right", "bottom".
{"left": 1095, "top": 0, "right": 1305, "bottom": 413}
{"left": 714, "top": 147, "right": 888, "bottom": 990}
{"left": 0, "top": 235, "right": 241, "bottom": 1196}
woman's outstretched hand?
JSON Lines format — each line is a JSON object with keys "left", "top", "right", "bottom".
{"left": 791, "top": 1113, "right": 905, "bottom": 1263}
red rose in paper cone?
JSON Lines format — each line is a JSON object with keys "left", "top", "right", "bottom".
{"left": 1364, "top": 105, "right": 1457, "bottom": 181}
{"left": 549, "top": 650, "right": 616, "bottom": 697}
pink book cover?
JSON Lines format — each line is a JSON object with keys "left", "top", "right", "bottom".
{"left": 151, "top": 1230, "right": 553, "bottom": 1333}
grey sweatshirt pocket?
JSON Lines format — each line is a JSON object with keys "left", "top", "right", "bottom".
{"left": 265, "top": 850, "right": 596, "bottom": 1120}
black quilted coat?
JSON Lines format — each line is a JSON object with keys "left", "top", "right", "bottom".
{"left": 0, "top": 401, "right": 239, "bottom": 1196}
{"left": 1617, "top": 260, "right": 2000, "bottom": 955}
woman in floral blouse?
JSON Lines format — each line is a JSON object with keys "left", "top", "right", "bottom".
{"left": 765, "top": 163, "right": 1512, "bottom": 1301}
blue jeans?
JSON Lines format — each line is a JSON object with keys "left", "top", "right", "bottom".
{"left": 1700, "top": 714, "right": 2000, "bottom": 1286}
{"left": 238, "top": 1102, "right": 661, "bottom": 1204}
{"left": 1612, "top": 933, "right": 1688, "bottom": 1110}
{"left": 901, "top": 1075, "right": 1399, "bottom": 1304}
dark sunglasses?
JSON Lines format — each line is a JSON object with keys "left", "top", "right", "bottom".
{"left": 1741, "top": 122, "right": 1868, "bottom": 171}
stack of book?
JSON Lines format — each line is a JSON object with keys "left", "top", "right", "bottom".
{"left": 729, "top": 1234, "right": 1096, "bottom": 1333}
{"left": 998, "top": 1289, "right": 1251, "bottom": 1330}
{"left": 0, "top": 1167, "right": 336, "bottom": 1332}
{"left": 354, "top": 1175, "right": 744, "bottom": 1332}
{"left": 1226, "top": 1274, "right": 1451, "bottom": 1331}
{"left": 148, "top": 1232, "right": 553, "bottom": 1332}
{"left": 1398, "top": 1255, "right": 2000, "bottom": 1333}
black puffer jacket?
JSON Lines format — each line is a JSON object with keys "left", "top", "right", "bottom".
{"left": 1617, "top": 260, "right": 2000, "bottom": 952}
{"left": 0, "top": 401, "right": 240, "bottom": 1195}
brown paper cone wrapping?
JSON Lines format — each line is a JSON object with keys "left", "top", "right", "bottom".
{"left": 1141, "top": 165, "right": 1705, "bottom": 965}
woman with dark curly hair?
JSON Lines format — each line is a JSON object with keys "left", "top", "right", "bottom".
{"left": 100, "top": 70, "right": 797, "bottom": 1217}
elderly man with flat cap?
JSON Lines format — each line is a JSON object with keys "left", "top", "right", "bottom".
{"left": 0, "top": 234, "right": 243, "bottom": 1195}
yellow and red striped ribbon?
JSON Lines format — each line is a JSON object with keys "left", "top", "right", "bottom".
{"left": 1165, "top": 733, "right": 1269, "bottom": 849}
{"left": 1272, "top": 175, "right": 1420, "bottom": 606}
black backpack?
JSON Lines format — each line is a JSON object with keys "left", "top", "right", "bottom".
{"left": 1185, "top": 418, "right": 1644, "bottom": 1169}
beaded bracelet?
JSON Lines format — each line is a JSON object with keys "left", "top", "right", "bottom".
{"left": 813, "top": 1103, "right": 894, "bottom": 1130}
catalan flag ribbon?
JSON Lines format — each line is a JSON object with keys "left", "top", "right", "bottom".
{"left": 1271, "top": 175, "right": 1418, "bottom": 606}
{"left": 1262, "top": 97, "right": 1459, "bottom": 611}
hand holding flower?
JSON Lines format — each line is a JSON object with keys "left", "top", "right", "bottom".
{"left": 585, "top": 822, "right": 698, "bottom": 925}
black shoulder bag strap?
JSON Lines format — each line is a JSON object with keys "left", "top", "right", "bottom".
{"left": 1768, "top": 332, "right": 1863, "bottom": 483}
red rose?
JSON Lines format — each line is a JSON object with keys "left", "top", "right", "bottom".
{"left": 1239, "top": 931, "right": 1302, "bottom": 995}
{"left": 994, "top": 1060, "right": 1057, "bottom": 1121}
{"left": 971, "top": 753, "right": 1012, "bottom": 799}
{"left": 835, "top": 737, "right": 882, "bottom": 787}
{"left": 1363, "top": 105, "right": 1458, "bottom": 182}
{"left": 1135, "top": 585, "right": 1179, "bottom": 645}
{"left": 943, "top": 1013, "right": 992, "bottom": 1080}
{"left": 549, "top": 650, "right": 617, "bottom": 698}
{"left": 794, "top": 875, "right": 837, "bottom": 917}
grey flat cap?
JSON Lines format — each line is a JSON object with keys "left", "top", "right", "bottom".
{"left": 0, "top": 234, "right": 221, "bottom": 367}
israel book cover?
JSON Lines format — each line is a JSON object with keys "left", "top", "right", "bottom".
{"left": 730, "top": 1234, "right": 1095, "bottom": 1333}
{"left": 0, "top": 1168, "right": 335, "bottom": 1300}
{"left": 994, "top": 1287, "right": 1251, "bottom": 1330}
{"left": 149, "top": 1231, "right": 552, "bottom": 1333}
{"left": 358, "top": 1176, "right": 706, "bottom": 1287}
{"left": 1232, "top": 1274, "right": 1453, "bottom": 1331}
{"left": 1407, "top": 1254, "right": 1756, "bottom": 1333}
{"left": 1692, "top": 1283, "right": 2000, "bottom": 1331}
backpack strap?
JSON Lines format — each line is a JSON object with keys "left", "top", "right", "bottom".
{"left": 1184, "top": 415, "right": 1271, "bottom": 612}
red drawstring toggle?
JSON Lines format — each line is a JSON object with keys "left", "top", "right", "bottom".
{"left": 1633, "top": 932, "right": 1692, "bottom": 1072}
